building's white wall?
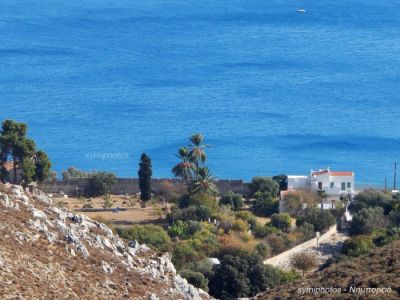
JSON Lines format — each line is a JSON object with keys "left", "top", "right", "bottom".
{"left": 288, "top": 176, "right": 309, "bottom": 189}
{"left": 287, "top": 170, "right": 355, "bottom": 197}
{"left": 329, "top": 175, "right": 354, "bottom": 193}
{"left": 310, "top": 172, "right": 330, "bottom": 191}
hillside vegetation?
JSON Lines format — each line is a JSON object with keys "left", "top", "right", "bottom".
{"left": 0, "top": 183, "right": 209, "bottom": 299}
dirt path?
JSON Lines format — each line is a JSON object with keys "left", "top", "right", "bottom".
{"left": 264, "top": 225, "right": 349, "bottom": 270}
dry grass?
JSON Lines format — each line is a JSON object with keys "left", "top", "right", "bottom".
{"left": 257, "top": 240, "right": 400, "bottom": 299}
{"left": 56, "top": 195, "right": 170, "bottom": 226}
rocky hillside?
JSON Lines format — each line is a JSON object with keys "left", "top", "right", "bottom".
{"left": 0, "top": 183, "right": 211, "bottom": 300}
{"left": 255, "top": 240, "right": 400, "bottom": 299}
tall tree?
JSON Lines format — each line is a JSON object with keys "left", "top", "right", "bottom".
{"left": 138, "top": 153, "right": 152, "bottom": 205}
{"left": 172, "top": 133, "right": 216, "bottom": 196}
{"left": 172, "top": 147, "right": 196, "bottom": 184}
{"left": 0, "top": 120, "right": 52, "bottom": 185}
{"left": 0, "top": 120, "right": 28, "bottom": 182}
{"left": 34, "top": 150, "right": 52, "bottom": 182}
{"left": 188, "top": 133, "right": 209, "bottom": 167}
{"left": 189, "top": 166, "right": 218, "bottom": 196}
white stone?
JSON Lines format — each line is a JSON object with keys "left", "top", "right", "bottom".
{"left": 0, "top": 194, "right": 9, "bottom": 207}
{"left": 101, "top": 261, "right": 114, "bottom": 274}
{"left": 28, "top": 207, "right": 47, "bottom": 219}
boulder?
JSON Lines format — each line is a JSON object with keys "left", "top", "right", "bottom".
{"left": 28, "top": 207, "right": 47, "bottom": 219}
{"left": 101, "top": 261, "right": 114, "bottom": 274}
{"left": 0, "top": 194, "right": 9, "bottom": 207}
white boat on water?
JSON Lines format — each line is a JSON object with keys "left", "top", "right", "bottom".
{"left": 297, "top": 9, "right": 306, "bottom": 13}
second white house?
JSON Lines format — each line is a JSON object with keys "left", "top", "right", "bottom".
{"left": 287, "top": 168, "right": 355, "bottom": 197}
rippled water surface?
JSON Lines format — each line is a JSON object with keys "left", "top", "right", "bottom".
{"left": 1, "top": 0, "right": 399, "bottom": 185}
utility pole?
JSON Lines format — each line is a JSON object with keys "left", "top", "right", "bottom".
{"left": 385, "top": 176, "right": 387, "bottom": 192}
{"left": 394, "top": 162, "right": 397, "bottom": 190}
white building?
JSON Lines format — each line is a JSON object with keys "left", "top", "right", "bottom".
{"left": 287, "top": 168, "right": 355, "bottom": 197}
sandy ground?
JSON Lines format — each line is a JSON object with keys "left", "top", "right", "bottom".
{"left": 53, "top": 195, "right": 170, "bottom": 226}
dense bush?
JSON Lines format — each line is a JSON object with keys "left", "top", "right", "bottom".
{"left": 179, "top": 193, "right": 218, "bottom": 211}
{"left": 266, "top": 234, "right": 288, "bottom": 255}
{"left": 373, "top": 226, "right": 400, "bottom": 247}
{"left": 296, "top": 222, "right": 315, "bottom": 241}
{"left": 295, "top": 208, "right": 335, "bottom": 232}
{"left": 270, "top": 213, "right": 291, "bottom": 232}
{"left": 341, "top": 235, "right": 374, "bottom": 257}
{"left": 219, "top": 192, "right": 244, "bottom": 211}
{"left": 272, "top": 174, "right": 288, "bottom": 192}
{"left": 249, "top": 177, "right": 279, "bottom": 197}
{"left": 281, "top": 192, "right": 303, "bottom": 217}
{"left": 349, "top": 189, "right": 393, "bottom": 214}
{"left": 278, "top": 269, "right": 301, "bottom": 284}
{"left": 253, "top": 192, "right": 279, "bottom": 217}
{"left": 232, "top": 219, "right": 249, "bottom": 232}
{"left": 252, "top": 224, "right": 280, "bottom": 239}
{"left": 180, "top": 269, "right": 209, "bottom": 291}
{"left": 168, "top": 220, "right": 189, "bottom": 238}
{"left": 218, "top": 233, "right": 257, "bottom": 254}
{"left": 87, "top": 172, "right": 116, "bottom": 196}
{"left": 172, "top": 241, "right": 203, "bottom": 270}
{"left": 170, "top": 205, "right": 213, "bottom": 222}
{"left": 389, "top": 208, "right": 400, "bottom": 226}
{"left": 235, "top": 211, "right": 257, "bottom": 228}
{"left": 255, "top": 242, "right": 271, "bottom": 258}
{"left": 117, "top": 224, "right": 171, "bottom": 252}
{"left": 290, "top": 252, "right": 317, "bottom": 276}
{"left": 350, "top": 207, "right": 388, "bottom": 235}
{"left": 209, "top": 252, "right": 282, "bottom": 300}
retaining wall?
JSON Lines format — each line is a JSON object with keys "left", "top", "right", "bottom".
{"left": 39, "top": 178, "right": 251, "bottom": 197}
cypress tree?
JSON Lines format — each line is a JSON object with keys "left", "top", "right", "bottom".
{"left": 138, "top": 153, "right": 152, "bottom": 204}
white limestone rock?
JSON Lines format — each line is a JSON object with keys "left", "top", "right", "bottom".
{"left": 101, "top": 261, "right": 114, "bottom": 274}
{"left": 28, "top": 207, "right": 47, "bottom": 219}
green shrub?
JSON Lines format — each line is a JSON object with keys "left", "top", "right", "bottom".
{"left": 232, "top": 219, "right": 249, "bottom": 232}
{"left": 253, "top": 192, "right": 279, "bottom": 217}
{"left": 272, "top": 174, "right": 288, "bottom": 192}
{"left": 278, "top": 269, "right": 301, "bottom": 284}
{"left": 172, "top": 241, "right": 203, "bottom": 271}
{"left": 117, "top": 224, "right": 171, "bottom": 252}
{"left": 270, "top": 213, "right": 291, "bottom": 232}
{"left": 341, "top": 235, "right": 374, "bottom": 257}
{"left": 281, "top": 192, "right": 302, "bottom": 217}
{"left": 219, "top": 192, "right": 244, "bottom": 211}
{"left": 349, "top": 189, "right": 393, "bottom": 214}
{"left": 87, "top": 172, "right": 116, "bottom": 196}
{"left": 389, "top": 208, "right": 400, "bottom": 226}
{"left": 186, "top": 220, "right": 204, "bottom": 236}
{"left": 235, "top": 211, "right": 258, "bottom": 229}
{"left": 253, "top": 224, "right": 280, "bottom": 239}
{"left": 179, "top": 193, "right": 218, "bottom": 212}
{"left": 180, "top": 269, "right": 209, "bottom": 291}
{"left": 209, "top": 252, "right": 282, "bottom": 300}
{"left": 168, "top": 220, "right": 189, "bottom": 238}
{"left": 373, "top": 226, "right": 400, "bottom": 247}
{"left": 170, "top": 205, "right": 213, "bottom": 221}
{"left": 296, "top": 208, "right": 335, "bottom": 232}
{"left": 266, "top": 234, "right": 288, "bottom": 255}
{"left": 249, "top": 177, "right": 279, "bottom": 197}
{"left": 255, "top": 242, "right": 271, "bottom": 258}
{"left": 297, "top": 222, "right": 315, "bottom": 241}
{"left": 350, "top": 207, "right": 388, "bottom": 235}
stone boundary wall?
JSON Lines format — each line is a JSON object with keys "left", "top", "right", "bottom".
{"left": 38, "top": 178, "right": 251, "bottom": 197}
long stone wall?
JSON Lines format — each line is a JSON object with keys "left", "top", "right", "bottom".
{"left": 39, "top": 178, "right": 251, "bottom": 197}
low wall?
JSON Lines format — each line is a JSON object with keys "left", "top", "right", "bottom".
{"left": 39, "top": 178, "right": 251, "bottom": 197}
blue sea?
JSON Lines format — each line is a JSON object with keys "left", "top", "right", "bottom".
{"left": 1, "top": 0, "right": 399, "bottom": 186}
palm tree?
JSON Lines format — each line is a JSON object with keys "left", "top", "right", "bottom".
{"left": 188, "top": 133, "right": 209, "bottom": 167}
{"left": 171, "top": 147, "right": 196, "bottom": 184}
{"left": 189, "top": 166, "right": 218, "bottom": 196}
